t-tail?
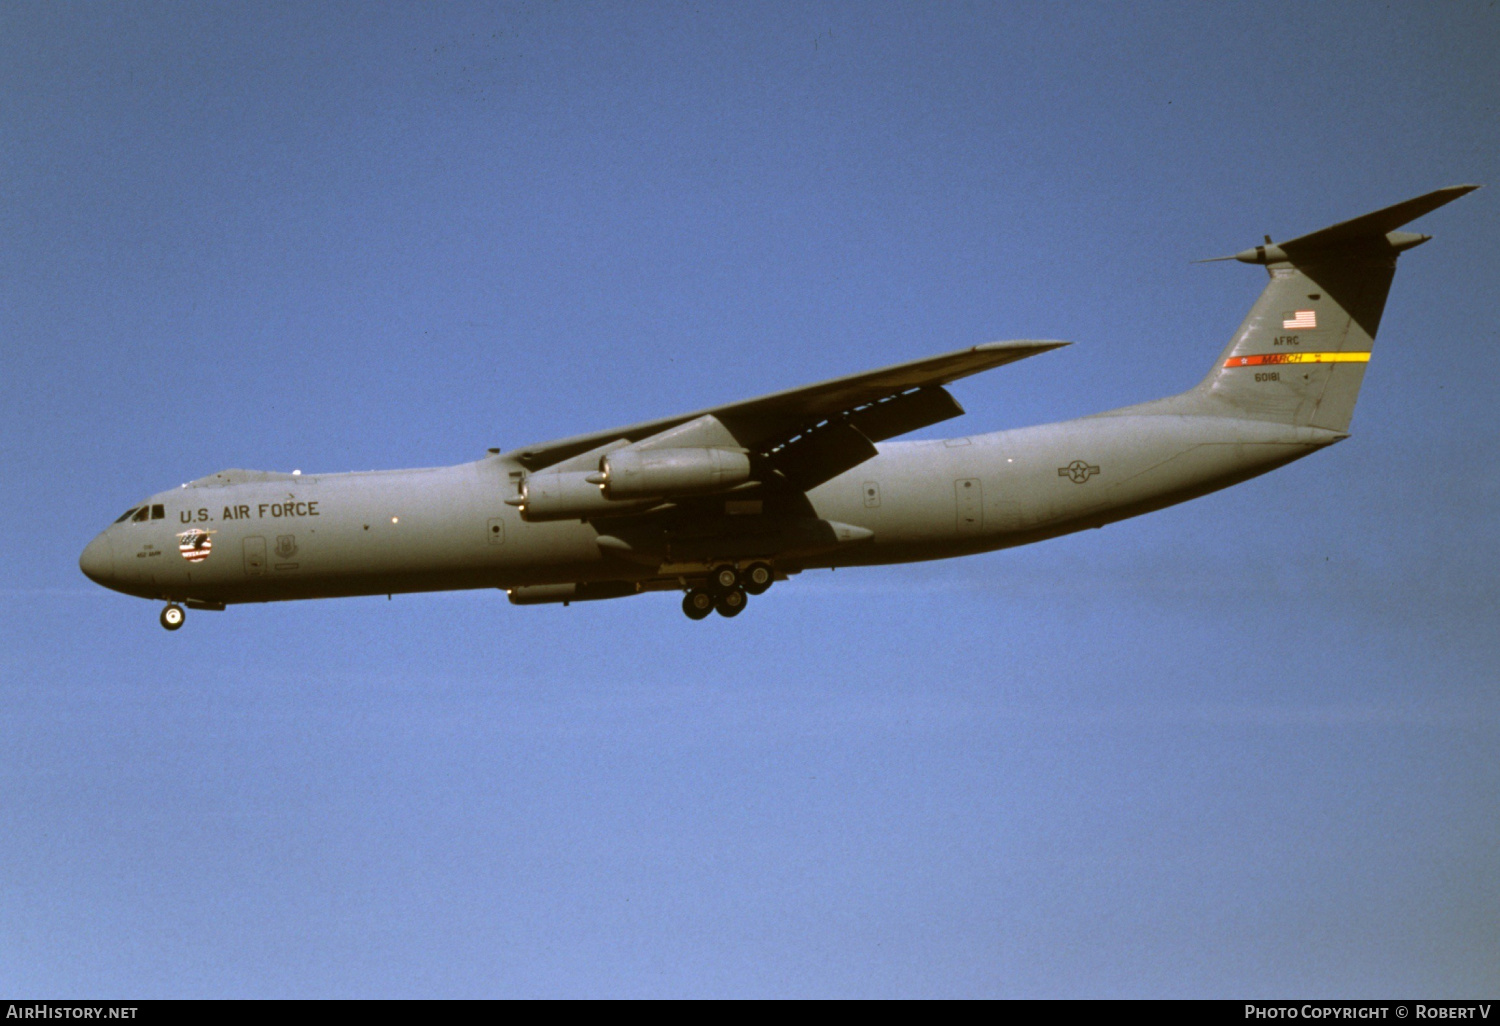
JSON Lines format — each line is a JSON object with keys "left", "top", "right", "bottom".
{"left": 1163, "top": 185, "right": 1478, "bottom": 432}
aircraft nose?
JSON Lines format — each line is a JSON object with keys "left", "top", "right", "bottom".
{"left": 79, "top": 533, "right": 114, "bottom": 585}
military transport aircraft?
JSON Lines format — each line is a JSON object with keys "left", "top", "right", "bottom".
{"left": 81, "top": 186, "right": 1477, "bottom": 629}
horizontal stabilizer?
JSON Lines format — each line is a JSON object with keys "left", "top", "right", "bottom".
{"left": 1197, "top": 185, "right": 1480, "bottom": 264}
{"left": 1277, "top": 184, "right": 1479, "bottom": 252}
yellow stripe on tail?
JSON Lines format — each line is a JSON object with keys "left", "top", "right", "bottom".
{"left": 1224, "top": 352, "right": 1372, "bottom": 368}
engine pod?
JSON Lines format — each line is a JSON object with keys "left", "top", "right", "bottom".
{"left": 600, "top": 447, "right": 752, "bottom": 500}
{"left": 516, "top": 471, "right": 657, "bottom": 522}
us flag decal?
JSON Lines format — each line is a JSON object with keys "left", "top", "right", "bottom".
{"left": 1282, "top": 309, "right": 1317, "bottom": 329}
{"left": 177, "top": 528, "right": 214, "bottom": 562}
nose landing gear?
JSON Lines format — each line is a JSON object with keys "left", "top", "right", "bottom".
{"left": 160, "top": 603, "right": 185, "bottom": 631}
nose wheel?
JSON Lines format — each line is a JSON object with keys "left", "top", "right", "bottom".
{"left": 160, "top": 603, "right": 185, "bottom": 631}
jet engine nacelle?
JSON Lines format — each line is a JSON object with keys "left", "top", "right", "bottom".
{"left": 511, "top": 471, "right": 658, "bottom": 522}
{"left": 597, "top": 447, "right": 752, "bottom": 500}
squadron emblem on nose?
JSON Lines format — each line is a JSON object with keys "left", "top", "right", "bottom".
{"left": 1059, "top": 460, "right": 1100, "bottom": 484}
{"left": 176, "top": 528, "right": 215, "bottom": 562}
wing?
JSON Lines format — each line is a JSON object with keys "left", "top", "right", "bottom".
{"left": 507, "top": 340, "right": 1068, "bottom": 487}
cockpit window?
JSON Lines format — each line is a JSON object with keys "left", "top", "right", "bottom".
{"left": 131, "top": 507, "right": 151, "bottom": 523}
{"left": 114, "top": 507, "right": 140, "bottom": 523}
{"left": 151, "top": 504, "right": 165, "bottom": 520}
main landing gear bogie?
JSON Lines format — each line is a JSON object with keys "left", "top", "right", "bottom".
{"left": 682, "top": 562, "right": 774, "bottom": 620}
{"left": 682, "top": 586, "right": 747, "bottom": 620}
{"left": 160, "top": 603, "right": 185, "bottom": 631}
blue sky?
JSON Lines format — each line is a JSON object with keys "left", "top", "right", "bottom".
{"left": 2, "top": 1, "right": 1497, "bottom": 997}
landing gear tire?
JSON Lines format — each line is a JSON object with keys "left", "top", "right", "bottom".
{"left": 682, "top": 590, "right": 714, "bottom": 620}
{"left": 715, "top": 588, "right": 747, "bottom": 618}
{"left": 710, "top": 564, "right": 740, "bottom": 593}
{"left": 743, "top": 562, "right": 774, "bottom": 595}
{"left": 160, "top": 604, "right": 185, "bottom": 631}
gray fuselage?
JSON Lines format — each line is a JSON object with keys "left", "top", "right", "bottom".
{"left": 79, "top": 185, "right": 1476, "bottom": 620}
{"left": 79, "top": 406, "right": 1339, "bottom": 606}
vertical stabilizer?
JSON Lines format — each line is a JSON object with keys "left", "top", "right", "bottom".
{"left": 1174, "top": 185, "right": 1477, "bottom": 432}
